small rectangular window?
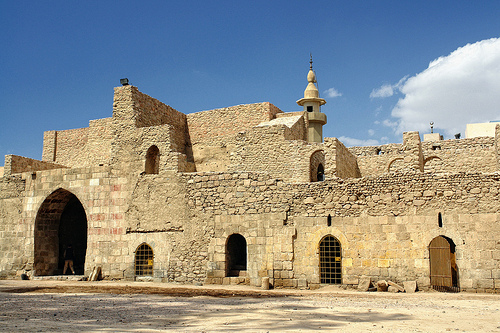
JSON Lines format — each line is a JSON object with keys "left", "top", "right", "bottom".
{"left": 307, "top": 106, "right": 313, "bottom": 112}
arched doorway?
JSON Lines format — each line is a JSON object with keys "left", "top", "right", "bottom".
{"left": 429, "top": 236, "right": 459, "bottom": 291}
{"left": 145, "top": 145, "right": 160, "bottom": 174}
{"left": 135, "top": 243, "right": 154, "bottom": 276}
{"left": 319, "top": 235, "right": 342, "bottom": 284}
{"left": 34, "top": 189, "right": 87, "bottom": 276}
{"left": 226, "top": 234, "right": 247, "bottom": 277}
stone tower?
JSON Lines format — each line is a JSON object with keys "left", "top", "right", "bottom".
{"left": 296, "top": 57, "right": 327, "bottom": 143}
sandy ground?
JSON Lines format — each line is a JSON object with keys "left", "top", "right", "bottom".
{"left": 0, "top": 280, "right": 499, "bottom": 332}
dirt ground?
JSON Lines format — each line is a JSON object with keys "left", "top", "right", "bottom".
{"left": 1, "top": 279, "right": 499, "bottom": 332}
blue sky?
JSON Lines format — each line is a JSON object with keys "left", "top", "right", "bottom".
{"left": 1, "top": 1, "right": 500, "bottom": 162}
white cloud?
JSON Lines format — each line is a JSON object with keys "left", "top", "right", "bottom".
{"left": 370, "top": 76, "right": 408, "bottom": 99}
{"left": 368, "top": 129, "right": 375, "bottom": 136}
{"left": 324, "top": 87, "right": 342, "bottom": 98}
{"left": 391, "top": 38, "right": 500, "bottom": 137}
{"left": 382, "top": 119, "right": 398, "bottom": 129}
{"left": 370, "top": 84, "right": 394, "bottom": 98}
{"left": 338, "top": 136, "right": 379, "bottom": 147}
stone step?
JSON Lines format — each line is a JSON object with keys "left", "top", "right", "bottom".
{"left": 32, "top": 275, "right": 86, "bottom": 281}
{"left": 227, "top": 270, "right": 247, "bottom": 277}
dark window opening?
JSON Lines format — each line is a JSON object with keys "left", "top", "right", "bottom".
{"left": 438, "top": 212, "right": 443, "bottom": 228}
{"left": 135, "top": 243, "right": 154, "bottom": 276}
{"left": 307, "top": 106, "right": 313, "bottom": 112}
{"left": 226, "top": 234, "right": 247, "bottom": 277}
{"left": 317, "top": 164, "right": 325, "bottom": 182}
{"left": 327, "top": 214, "right": 332, "bottom": 227}
{"left": 376, "top": 148, "right": 382, "bottom": 155}
{"left": 145, "top": 145, "right": 160, "bottom": 174}
{"left": 319, "top": 235, "right": 342, "bottom": 284}
{"left": 432, "top": 145, "right": 441, "bottom": 150}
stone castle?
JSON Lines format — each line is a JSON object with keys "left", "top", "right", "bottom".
{"left": 1, "top": 62, "right": 499, "bottom": 292}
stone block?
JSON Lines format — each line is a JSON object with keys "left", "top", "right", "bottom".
{"left": 297, "top": 278, "right": 308, "bottom": 289}
{"left": 388, "top": 285, "right": 399, "bottom": 293}
{"left": 261, "top": 277, "right": 270, "bottom": 290}
{"left": 403, "top": 281, "right": 417, "bottom": 293}
{"left": 357, "top": 276, "right": 371, "bottom": 291}
{"left": 376, "top": 280, "right": 388, "bottom": 292}
{"left": 388, "top": 280, "right": 405, "bottom": 292}
{"left": 343, "top": 275, "right": 359, "bottom": 285}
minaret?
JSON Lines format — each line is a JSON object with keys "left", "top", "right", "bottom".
{"left": 296, "top": 56, "right": 327, "bottom": 143}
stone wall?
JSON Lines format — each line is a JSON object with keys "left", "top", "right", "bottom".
{"left": 229, "top": 123, "right": 323, "bottom": 183}
{"left": 421, "top": 137, "right": 497, "bottom": 174}
{"left": 186, "top": 103, "right": 283, "bottom": 173}
{"left": 182, "top": 171, "right": 500, "bottom": 291}
{"left": 42, "top": 128, "right": 88, "bottom": 167}
{"left": 350, "top": 134, "right": 498, "bottom": 177}
{"left": 324, "top": 138, "right": 361, "bottom": 179}
{"left": 3, "top": 155, "right": 67, "bottom": 177}
{"left": 0, "top": 166, "right": 210, "bottom": 283}
{"left": 111, "top": 86, "right": 194, "bottom": 173}
{"left": 0, "top": 176, "right": 26, "bottom": 278}
{"left": 187, "top": 103, "right": 283, "bottom": 146}
{"left": 41, "top": 118, "right": 113, "bottom": 168}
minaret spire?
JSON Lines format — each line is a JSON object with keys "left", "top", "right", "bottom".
{"left": 296, "top": 56, "right": 327, "bottom": 143}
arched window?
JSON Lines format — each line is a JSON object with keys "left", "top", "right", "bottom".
{"left": 319, "top": 235, "right": 342, "bottom": 284}
{"left": 310, "top": 150, "right": 325, "bottom": 182}
{"left": 135, "top": 243, "right": 154, "bottom": 276}
{"left": 145, "top": 145, "right": 160, "bottom": 174}
{"left": 226, "top": 234, "right": 247, "bottom": 277}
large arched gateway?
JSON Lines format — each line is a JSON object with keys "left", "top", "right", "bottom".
{"left": 34, "top": 189, "right": 87, "bottom": 276}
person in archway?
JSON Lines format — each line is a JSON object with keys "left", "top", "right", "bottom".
{"left": 63, "top": 244, "right": 75, "bottom": 275}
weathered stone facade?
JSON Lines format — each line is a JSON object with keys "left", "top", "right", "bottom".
{"left": 1, "top": 81, "right": 500, "bottom": 293}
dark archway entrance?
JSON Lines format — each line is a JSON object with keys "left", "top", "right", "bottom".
{"left": 34, "top": 189, "right": 87, "bottom": 276}
{"left": 429, "top": 236, "right": 459, "bottom": 292}
{"left": 226, "top": 234, "right": 247, "bottom": 277}
{"left": 319, "top": 235, "right": 342, "bottom": 284}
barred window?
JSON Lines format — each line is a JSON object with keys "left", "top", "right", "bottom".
{"left": 319, "top": 235, "right": 342, "bottom": 284}
{"left": 135, "top": 243, "right": 154, "bottom": 276}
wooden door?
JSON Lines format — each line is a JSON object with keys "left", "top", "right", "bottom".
{"left": 429, "top": 236, "right": 452, "bottom": 287}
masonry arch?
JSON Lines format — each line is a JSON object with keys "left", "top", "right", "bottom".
{"left": 387, "top": 157, "right": 404, "bottom": 173}
{"left": 226, "top": 233, "right": 247, "bottom": 277}
{"left": 145, "top": 145, "right": 160, "bottom": 174}
{"left": 429, "top": 235, "right": 459, "bottom": 291}
{"left": 134, "top": 243, "right": 154, "bottom": 276}
{"left": 310, "top": 150, "right": 325, "bottom": 182}
{"left": 319, "top": 235, "right": 342, "bottom": 284}
{"left": 34, "top": 188, "right": 87, "bottom": 276}
{"left": 423, "top": 156, "right": 442, "bottom": 173}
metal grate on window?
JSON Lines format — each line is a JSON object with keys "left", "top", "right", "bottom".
{"left": 135, "top": 244, "right": 154, "bottom": 276}
{"left": 319, "top": 235, "right": 342, "bottom": 284}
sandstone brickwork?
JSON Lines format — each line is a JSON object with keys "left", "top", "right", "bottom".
{"left": 1, "top": 83, "right": 499, "bottom": 293}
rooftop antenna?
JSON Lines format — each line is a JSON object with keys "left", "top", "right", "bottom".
{"left": 430, "top": 121, "right": 434, "bottom": 134}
